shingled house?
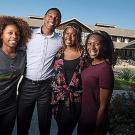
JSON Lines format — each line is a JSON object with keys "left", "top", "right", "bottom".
{"left": 26, "top": 16, "right": 135, "bottom": 60}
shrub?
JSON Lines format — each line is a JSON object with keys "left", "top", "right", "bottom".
{"left": 114, "top": 68, "right": 135, "bottom": 90}
{"left": 118, "top": 68, "right": 135, "bottom": 81}
{"left": 114, "top": 77, "right": 134, "bottom": 90}
{"left": 109, "top": 92, "right": 135, "bottom": 135}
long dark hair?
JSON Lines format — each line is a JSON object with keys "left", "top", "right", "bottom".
{"left": 85, "top": 30, "right": 114, "bottom": 65}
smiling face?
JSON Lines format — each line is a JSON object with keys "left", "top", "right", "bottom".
{"left": 43, "top": 9, "right": 61, "bottom": 32}
{"left": 1, "top": 24, "right": 20, "bottom": 49}
{"left": 63, "top": 27, "right": 77, "bottom": 48}
{"left": 86, "top": 34, "right": 104, "bottom": 60}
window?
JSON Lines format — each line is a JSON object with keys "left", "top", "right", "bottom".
{"left": 111, "top": 36, "right": 117, "bottom": 42}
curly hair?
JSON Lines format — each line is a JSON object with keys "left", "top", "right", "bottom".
{"left": 85, "top": 30, "right": 114, "bottom": 65}
{"left": 0, "top": 16, "right": 31, "bottom": 48}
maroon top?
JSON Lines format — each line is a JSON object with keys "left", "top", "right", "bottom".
{"left": 78, "top": 62, "right": 114, "bottom": 134}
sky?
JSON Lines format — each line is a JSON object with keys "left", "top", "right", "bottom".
{"left": 0, "top": 0, "right": 134, "bottom": 30}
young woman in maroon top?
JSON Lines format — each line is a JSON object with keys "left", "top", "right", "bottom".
{"left": 77, "top": 30, "right": 114, "bottom": 135}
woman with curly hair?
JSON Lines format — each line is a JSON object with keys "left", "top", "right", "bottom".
{"left": 0, "top": 16, "right": 31, "bottom": 134}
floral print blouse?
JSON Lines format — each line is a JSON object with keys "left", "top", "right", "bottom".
{"left": 51, "top": 48, "right": 85, "bottom": 107}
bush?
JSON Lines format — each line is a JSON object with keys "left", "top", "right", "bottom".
{"left": 118, "top": 68, "right": 135, "bottom": 81}
{"left": 114, "top": 68, "right": 135, "bottom": 90}
{"left": 114, "top": 77, "right": 134, "bottom": 90}
{"left": 109, "top": 92, "right": 135, "bottom": 135}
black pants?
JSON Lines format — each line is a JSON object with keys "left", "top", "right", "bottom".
{"left": 0, "top": 109, "right": 16, "bottom": 135}
{"left": 17, "top": 77, "right": 52, "bottom": 135}
{"left": 54, "top": 102, "right": 81, "bottom": 135}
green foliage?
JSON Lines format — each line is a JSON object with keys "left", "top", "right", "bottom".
{"left": 109, "top": 92, "right": 135, "bottom": 135}
{"left": 118, "top": 68, "right": 135, "bottom": 81}
{"left": 114, "top": 68, "right": 135, "bottom": 90}
{"left": 114, "top": 77, "right": 133, "bottom": 90}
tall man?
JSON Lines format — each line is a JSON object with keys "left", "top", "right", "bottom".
{"left": 17, "top": 8, "right": 62, "bottom": 135}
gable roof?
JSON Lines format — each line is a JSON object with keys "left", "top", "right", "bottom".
{"left": 57, "top": 18, "right": 92, "bottom": 33}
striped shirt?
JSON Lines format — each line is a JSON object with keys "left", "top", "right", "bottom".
{"left": 25, "top": 28, "right": 62, "bottom": 81}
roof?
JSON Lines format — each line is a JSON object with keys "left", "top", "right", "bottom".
{"left": 87, "top": 24, "right": 135, "bottom": 38}
{"left": 27, "top": 16, "right": 43, "bottom": 28}
{"left": 26, "top": 17, "right": 92, "bottom": 33}
{"left": 57, "top": 18, "right": 92, "bottom": 33}
{"left": 26, "top": 16, "right": 135, "bottom": 38}
{"left": 95, "top": 23, "right": 117, "bottom": 28}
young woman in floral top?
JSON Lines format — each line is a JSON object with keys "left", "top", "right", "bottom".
{"left": 51, "top": 22, "right": 86, "bottom": 135}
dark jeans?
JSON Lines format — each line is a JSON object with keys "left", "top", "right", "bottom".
{"left": 54, "top": 102, "right": 81, "bottom": 135}
{"left": 17, "top": 77, "right": 52, "bottom": 135}
{"left": 0, "top": 109, "right": 16, "bottom": 135}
